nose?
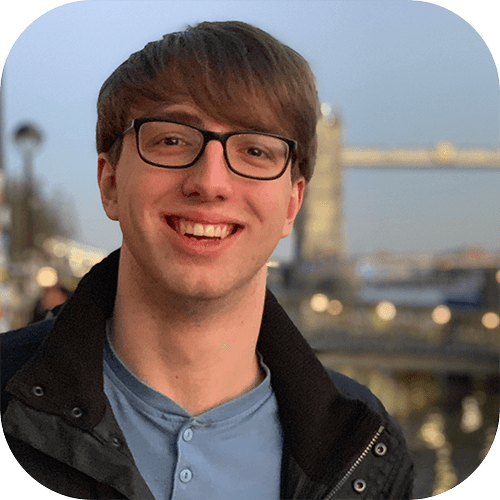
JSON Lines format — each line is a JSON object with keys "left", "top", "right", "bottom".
{"left": 181, "top": 140, "right": 233, "bottom": 201}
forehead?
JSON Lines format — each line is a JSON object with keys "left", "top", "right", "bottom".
{"left": 129, "top": 95, "right": 292, "bottom": 138}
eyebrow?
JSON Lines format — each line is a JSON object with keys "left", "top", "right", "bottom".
{"left": 145, "top": 111, "right": 207, "bottom": 128}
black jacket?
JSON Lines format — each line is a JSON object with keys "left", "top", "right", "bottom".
{"left": 1, "top": 250, "right": 414, "bottom": 499}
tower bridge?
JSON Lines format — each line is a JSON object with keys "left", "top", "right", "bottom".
{"left": 279, "top": 113, "right": 500, "bottom": 374}
{"left": 342, "top": 142, "right": 500, "bottom": 169}
{"left": 299, "top": 114, "right": 500, "bottom": 262}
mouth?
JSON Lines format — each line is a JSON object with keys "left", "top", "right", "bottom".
{"left": 165, "top": 216, "right": 242, "bottom": 241}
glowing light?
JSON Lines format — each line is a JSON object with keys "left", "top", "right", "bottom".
{"left": 310, "top": 293, "right": 329, "bottom": 312}
{"left": 420, "top": 412, "right": 446, "bottom": 449}
{"left": 460, "top": 396, "right": 483, "bottom": 433}
{"left": 327, "top": 299, "right": 343, "bottom": 316}
{"left": 320, "top": 103, "right": 331, "bottom": 117}
{"left": 375, "top": 301, "right": 396, "bottom": 321}
{"left": 432, "top": 305, "right": 451, "bottom": 325}
{"left": 435, "top": 141, "right": 456, "bottom": 161}
{"left": 266, "top": 260, "right": 280, "bottom": 268}
{"left": 420, "top": 410, "right": 458, "bottom": 494}
{"left": 36, "top": 267, "right": 58, "bottom": 288}
{"left": 482, "top": 312, "right": 500, "bottom": 330}
{"left": 53, "top": 241, "right": 68, "bottom": 258}
{"left": 495, "top": 270, "right": 500, "bottom": 284}
{"left": 421, "top": 422, "right": 446, "bottom": 448}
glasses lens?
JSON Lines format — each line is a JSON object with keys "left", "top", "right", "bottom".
{"left": 138, "top": 122, "right": 203, "bottom": 166}
{"left": 137, "top": 121, "right": 291, "bottom": 178}
{"left": 227, "top": 134, "right": 290, "bottom": 178}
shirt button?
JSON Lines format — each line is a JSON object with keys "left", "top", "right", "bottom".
{"left": 183, "top": 428, "right": 193, "bottom": 442}
{"left": 180, "top": 468, "right": 193, "bottom": 483}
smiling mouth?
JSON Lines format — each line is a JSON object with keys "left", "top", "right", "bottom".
{"left": 166, "top": 216, "right": 241, "bottom": 240}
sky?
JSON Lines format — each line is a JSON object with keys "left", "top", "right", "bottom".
{"left": 0, "top": 0, "right": 499, "bottom": 260}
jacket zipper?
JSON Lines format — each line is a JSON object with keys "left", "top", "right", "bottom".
{"left": 323, "top": 425, "right": 385, "bottom": 500}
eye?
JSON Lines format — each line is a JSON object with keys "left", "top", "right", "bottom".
{"left": 160, "top": 136, "right": 182, "bottom": 146}
{"left": 246, "top": 146, "right": 267, "bottom": 158}
{"left": 149, "top": 134, "right": 193, "bottom": 150}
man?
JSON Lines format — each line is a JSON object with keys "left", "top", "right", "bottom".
{"left": 1, "top": 21, "right": 414, "bottom": 499}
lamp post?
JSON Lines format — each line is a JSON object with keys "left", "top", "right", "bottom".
{"left": 12, "top": 123, "right": 43, "bottom": 260}
{"left": 8, "top": 123, "right": 43, "bottom": 327}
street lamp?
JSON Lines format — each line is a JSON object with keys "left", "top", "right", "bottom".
{"left": 12, "top": 123, "right": 43, "bottom": 258}
{"left": 14, "top": 124, "right": 42, "bottom": 155}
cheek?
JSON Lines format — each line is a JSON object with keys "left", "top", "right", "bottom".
{"left": 117, "top": 169, "right": 179, "bottom": 213}
{"left": 252, "top": 186, "right": 292, "bottom": 227}
{"left": 113, "top": 139, "right": 183, "bottom": 207}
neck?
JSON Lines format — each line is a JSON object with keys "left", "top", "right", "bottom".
{"left": 110, "top": 254, "right": 267, "bottom": 416}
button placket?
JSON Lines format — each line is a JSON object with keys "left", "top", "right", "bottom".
{"left": 176, "top": 424, "right": 196, "bottom": 488}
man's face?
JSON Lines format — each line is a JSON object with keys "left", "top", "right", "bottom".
{"left": 98, "top": 102, "right": 304, "bottom": 302}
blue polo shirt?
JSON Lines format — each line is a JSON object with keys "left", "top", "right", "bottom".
{"left": 103, "top": 333, "right": 283, "bottom": 500}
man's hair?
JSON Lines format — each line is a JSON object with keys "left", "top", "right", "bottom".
{"left": 96, "top": 21, "right": 320, "bottom": 182}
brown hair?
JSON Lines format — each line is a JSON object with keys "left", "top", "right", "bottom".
{"left": 96, "top": 21, "right": 320, "bottom": 182}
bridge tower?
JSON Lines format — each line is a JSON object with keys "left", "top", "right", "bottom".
{"left": 298, "top": 112, "right": 345, "bottom": 264}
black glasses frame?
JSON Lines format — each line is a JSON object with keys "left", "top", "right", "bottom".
{"left": 121, "top": 117, "right": 297, "bottom": 181}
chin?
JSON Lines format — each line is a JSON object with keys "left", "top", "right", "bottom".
{"left": 166, "top": 266, "right": 266, "bottom": 305}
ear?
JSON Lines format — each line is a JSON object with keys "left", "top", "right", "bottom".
{"left": 97, "top": 153, "right": 119, "bottom": 221}
{"left": 281, "top": 177, "right": 305, "bottom": 239}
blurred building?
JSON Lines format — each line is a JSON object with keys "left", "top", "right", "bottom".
{"left": 300, "top": 109, "right": 344, "bottom": 261}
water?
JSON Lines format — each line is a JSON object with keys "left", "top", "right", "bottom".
{"left": 329, "top": 366, "right": 499, "bottom": 498}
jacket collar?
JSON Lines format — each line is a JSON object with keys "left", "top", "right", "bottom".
{"left": 8, "top": 249, "right": 382, "bottom": 485}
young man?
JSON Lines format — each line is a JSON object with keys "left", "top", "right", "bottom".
{"left": 1, "top": 21, "right": 414, "bottom": 499}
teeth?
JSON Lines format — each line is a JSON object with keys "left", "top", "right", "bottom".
{"left": 193, "top": 223, "right": 204, "bottom": 236}
{"left": 205, "top": 225, "right": 215, "bottom": 237}
{"left": 175, "top": 218, "right": 235, "bottom": 239}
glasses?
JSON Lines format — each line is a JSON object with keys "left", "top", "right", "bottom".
{"left": 121, "top": 118, "right": 297, "bottom": 180}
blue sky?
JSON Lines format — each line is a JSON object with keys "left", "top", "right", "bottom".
{"left": 1, "top": 0, "right": 499, "bottom": 257}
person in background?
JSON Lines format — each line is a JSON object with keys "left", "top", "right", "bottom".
{"left": 29, "top": 284, "right": 71, "bottom": 324}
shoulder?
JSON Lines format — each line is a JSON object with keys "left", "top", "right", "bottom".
{"left": 1, "top": 318, "right": 54, "bottom": 360}
{"left": 1, "top": 319, "right": 55, "bottom": 411}
{"left": 326, "top": 368, "right": 412, "bottom": 464}
{"left": 1, "top": 303, "right": 63, "bottom": 368}
{"left": 325, "top": 368, "right": 387, "bottom": 416}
